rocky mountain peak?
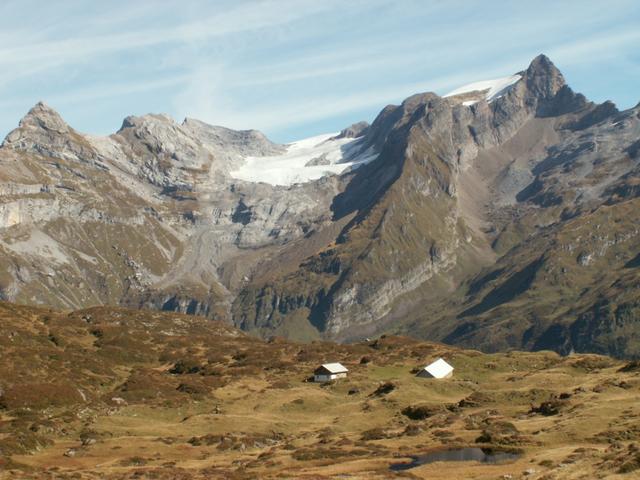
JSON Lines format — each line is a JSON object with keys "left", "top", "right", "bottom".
{"left": 2, "top": 101, "right": 70, "bottom": 147}
{"left": 19, "top": 101, "right": 70, "bottom": 133}
{"left": 1, "top": 101, "right": 75, "bottom": 152}
{"left": 523, "top": 54, "right": 566, "bottom": 102}
{"left": 401, "top": 92, "right": 441, "bottom": 111}
{"left": 114, "top": 113, "right": 207, "bottom": 176}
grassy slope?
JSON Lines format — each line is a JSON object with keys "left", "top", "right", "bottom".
{"left": 1, "top": 302, "right": 639, "bottom": 479}
{"left": 400, "top": 197, "right": 640, "bottom": 358}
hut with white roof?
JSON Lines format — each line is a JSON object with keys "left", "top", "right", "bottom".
{"left": 416, "top": 358, "right": 454, "bottom": 379}
{"left": 314, "top": 362, "right": 348, "bottom": 382}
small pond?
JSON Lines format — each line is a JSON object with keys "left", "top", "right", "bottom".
{"left": 390, "top": 447, "right": 522, "bottom": 471}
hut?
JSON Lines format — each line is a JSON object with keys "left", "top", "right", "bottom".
{"left": 314, "top": 362, "right": 348, "bottom": 382}
{"left": 416, "top": 358, "right": 453, "bottom": 379}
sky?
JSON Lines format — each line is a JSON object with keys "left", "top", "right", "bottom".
{"left": 0, "top": 1, "right": 639, "bottom": 143}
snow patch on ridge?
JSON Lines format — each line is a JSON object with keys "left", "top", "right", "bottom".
{"left": 230, "top": 133, "right": 378, "bottom": 187}
{"left": 445, "top": 74, "right": 522, "bottom": 105}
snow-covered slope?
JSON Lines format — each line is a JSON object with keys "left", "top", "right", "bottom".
{"left": 230, "top": 133, "right": 378, "bottom": 186}
{"left": 444, "top": 74, "right": 522, "bottom": 105}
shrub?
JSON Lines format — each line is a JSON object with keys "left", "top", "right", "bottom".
{"left": 169, "top": 360, "right": 202, "bottom": 375}
{"left": 116, "top": 369, "right": 179, "bottom": 403}
{"left": 1, "top": 382, "right": 84, "bottom": 409}
{"left": 619, "top": 361, "right": 640, "bottom": 373}
{"left": 403, "top": 424, "right": 422, "bottom": 436}
{"left": 120, "top": 456, "right": 147, "bottom": 466}
{"left": 401, "top": 404, "right": 444, "bottom": 420}
{"left": 529, "top": 399, "right": 567, "bottom": 416}
{"left": 571, "top": 356, "right": 615, "bottom": 372}
{"left": 371, "top": 382, "right": 396, "bottom": 397}
{"left": 361, "top": 427, "right": 388, "bottom": 440}
{"left": 475, "top": 421, "right": 527, "bottom": 445}
{"left": 176, "top": 381, "right": 208, "bottom": 395}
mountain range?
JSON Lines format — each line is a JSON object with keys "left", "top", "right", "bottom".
{"left": 1, "top": 54, "right": 639, "bottom": 358}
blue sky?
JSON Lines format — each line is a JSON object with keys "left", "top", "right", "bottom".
{"left": 0, "top": 0, "right": 639, "bottom": 143}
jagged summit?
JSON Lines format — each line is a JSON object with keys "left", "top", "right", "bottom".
{"left": 521, "top": 53, "right": 567, "bottom": 101}
{"left": 2, "top": 101, "right": 69, "bottom": 145}
{"left": 182, "top": 117, "right": 262, "bottom": 136}
{"left": 442, "top": 54, "right": 567, "bottom": 109}
{"left": 525, "top": 54, "right": 563, "bottom": 78}
{"left": 0, "top": 55, "right": 575, "bottom": 158}
{"left": 1, "top": 101, "right": 74, "bottom": 151}
{"left": 0, "top": 54, "right": 577, "bottom": 166}
{"left": 19, "top": 101, "right": 69, "bottom": 131}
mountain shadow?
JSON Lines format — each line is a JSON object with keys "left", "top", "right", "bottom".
{"left": 459, "top": 257, "right": 544, "bottom": 318}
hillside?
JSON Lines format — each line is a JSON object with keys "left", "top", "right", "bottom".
{"left": 0, "top": 54, "right": 638, "bottom": 357}
{"left": 1, "top": 302, "right": 640, "bottom": 479}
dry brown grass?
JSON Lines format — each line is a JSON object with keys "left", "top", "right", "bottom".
{"left": 0, "top": 302, "right": 639, "bottom": 479}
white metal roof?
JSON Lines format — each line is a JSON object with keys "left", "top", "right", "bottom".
{"left": 319, "top": 362, "right": 348, "bottom": 374}
{"left": 423, "top": 358, "right": 454, "bottom": 378}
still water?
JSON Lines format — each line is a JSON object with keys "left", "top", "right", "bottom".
{"left": 390, "top": 447, "right": 522, "bottom": 471}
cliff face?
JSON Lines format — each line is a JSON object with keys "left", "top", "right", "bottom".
{"left": 0, "top": 55, "right": 639, "bottom": 357}
{"left": 232, "top": 54, "right": 630, "bottom": 345}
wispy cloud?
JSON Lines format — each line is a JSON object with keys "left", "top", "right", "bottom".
{"left": 0, "top": 1, "right": 344, "bottom": 83}
{"left": 547, "top": 28, "right": 640, "bottom": 65}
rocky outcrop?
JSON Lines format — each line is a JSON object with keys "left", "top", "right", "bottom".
{"left": 334, "top": 121, "right": 370, "bottom": 139}
{"left": 2, "top": 102, "right": 102, "bottom": 164}
{"left": 181, "top": 118, "right": 285, "bottom": 157}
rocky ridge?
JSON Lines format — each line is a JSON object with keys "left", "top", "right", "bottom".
{"left": 0, "top": 55, "right": 639, "bottom": 357}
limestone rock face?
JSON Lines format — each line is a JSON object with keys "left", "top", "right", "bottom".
{"left": 13, "top": 101, "right": 70, "bottom": 134}
{"left": 1, "top": 55, "right": 639, "bottom": 358}
{"left": 2, "top": 102, "right": 97, "bottom": 163}
{"left": 181, "top": 118, "right": 285, "bottom": 157}
{"left": 0, "top": 98, "right": 343, "bottom": 321}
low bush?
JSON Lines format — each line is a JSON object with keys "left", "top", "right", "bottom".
{"left": 371, "top": 382, "right": 396, "bottom": 397}
{"left": 401, "top": 404, "right": 444, "bottom": 420}
{"left": 529, "top": 399, "right": 567, "bottom": 416}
